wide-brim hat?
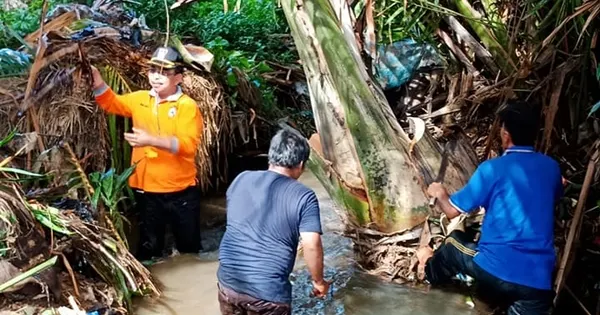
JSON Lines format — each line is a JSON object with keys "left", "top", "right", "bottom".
{"left": 147, "top": 46, "right": 182, "bottom": 69}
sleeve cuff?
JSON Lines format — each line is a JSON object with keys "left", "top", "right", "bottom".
{"left": 93, "top": 83, "right": 109, "bottom": 96}
{"left": 170, "top": 137, "right": 180, "bottom": 154}
{"left": 299, "top": 229, "right": 324, "bottom": 235}
{"left": 449, "top": 197, "right": 468, "bottom": 213}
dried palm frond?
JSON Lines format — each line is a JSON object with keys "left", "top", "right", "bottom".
{"left": 182, "top": 73, "right": 232, "bottom": 192}
{"left": 0, "top": 187, "right": 24, "bottom": 259}
{"left": 63, "top": 213, "right": 160, "bottom": 310}
{"left": 24, "top": 11, "right": 79, "bottom": 45}
{"left": 15, "top": 197, "right": 160, "bottom": 312}
{"left": 233, "top": 68, "right": 262, "bottom": 108}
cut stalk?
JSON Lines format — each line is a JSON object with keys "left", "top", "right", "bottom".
{"left": 0, "top": 256, "right": 58, "bottom": 293}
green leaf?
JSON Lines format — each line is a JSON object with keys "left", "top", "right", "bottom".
{"left": 103, "top": 239, "right": 118, "bottom": 253}
{"left": 103, "top": 169, "right": 115, "bottom": 202}
{"left": 31, "top": 207, "right": 72, "bottom": 235}
{"left": 255, "top": 61, "right": 273, "bottom": 73}
{"left": 0, "top": 256, "right": 59, "bottom": 293}
{"left": 91, "top": 188, "right": 101, "bottom": 209}
{"left": 0, "top": 167, "right": 43, "bottom": 177}
{"left": 89, "top": 172, "right": 101, "bottom": 186}
{"left": 116, "top": 165, "right": 136, "bottom": 192}
{"left": 0, "top": 129, "right": 17, "bottom": 147}
{"left": 226, "top": 70, "right": 238, "bottom": 87}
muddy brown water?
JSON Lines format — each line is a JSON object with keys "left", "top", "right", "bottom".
{"left": 134, "top": 172, "right": 478, "bottom": 315}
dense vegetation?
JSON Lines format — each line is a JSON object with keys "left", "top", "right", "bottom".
{"left": 1, "top": 0, "right": 299, "bottom": 115}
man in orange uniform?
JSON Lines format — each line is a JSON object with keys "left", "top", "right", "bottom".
{"left": 91, "top": 47, "right": 204, "bottom": 262}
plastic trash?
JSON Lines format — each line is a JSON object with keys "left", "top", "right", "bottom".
{"left": 453, "top": 273, "right": 474, "bottom": 286}
{"left": 0, "top": 48, "right": 31, "bottom": 77}
{"left": 70, "top": 26, "right": 96, "bottom": 41}
{"left": 372, "top": 39, "right": 442, "bottom": 90}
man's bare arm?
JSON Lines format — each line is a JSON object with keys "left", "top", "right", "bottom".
{"left": 428, "top": 183, "right": 461, "bottom": 219}
{"left": 300, "top": 232, "right": 326, "bottom": 287}
{"left": 435, "top": 193, "right": 462, "bottom": 219}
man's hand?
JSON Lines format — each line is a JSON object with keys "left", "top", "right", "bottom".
{"left": 312, "top": 279, "right": 331, "bottom": 298}
{"left": 90, "top": 66, "right": 105, "bottom": 90}
{"left": 415, "top": 246, "right": 434, "bottom": 281}
{"left": 427, "top": 182, "right": 448, "bottom": 200}
{"left": 416, "top": 246, "right": 434, "bottom": 266}
{"left": 300, "top": 231, "right": 328, "bottom": 299}
{"left": 124, "top": 128, "right": 155, "bottom": 147}
{"left": 427, "top": 182, "right": 461, "bottom": 219}
{"left": 125, "top": 128, "right": 175, "bottom": 152}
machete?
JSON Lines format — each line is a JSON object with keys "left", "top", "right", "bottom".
{"left": 428, "top": 140, "right": 454, "bottom": 207}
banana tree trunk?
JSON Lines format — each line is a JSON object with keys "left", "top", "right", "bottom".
{"left": 280, "top": 0, "right": 478, "bottom": 235}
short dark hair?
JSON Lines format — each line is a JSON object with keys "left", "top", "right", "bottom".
{"left": 497, "top": 101, "right": 539, "bottom": 146}
{"left": 174, "top": 65, "right": 185, "bottom": 74}
{"left": 268, "top": 128, "right": 310, "bottom": 168}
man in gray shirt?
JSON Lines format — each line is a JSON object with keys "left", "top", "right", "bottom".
{"left": 217, "top": 128, "right": 329, "bottom": 314}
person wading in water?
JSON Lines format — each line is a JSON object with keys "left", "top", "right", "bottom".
{"left": 91, "top": 46, "right": 204, "bottom": 263}
{"left": 417, "top": 101, "right": 562, "bottom": 314}
{"left": 217, "top": 128, "right": 330, "bottom": 315}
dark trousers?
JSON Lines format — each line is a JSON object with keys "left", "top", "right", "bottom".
{"left": 425, "top": 231, "right": 554, "bottom": 315}
{"left": 217, "top": 283, "right": 291, "bottom": 315}
{"left": 135, "top": 186, "right": 202, "bottom": 261}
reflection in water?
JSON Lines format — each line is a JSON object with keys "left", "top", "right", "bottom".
{"left": 135, "top": 172, "right": 476, "bottom": 315}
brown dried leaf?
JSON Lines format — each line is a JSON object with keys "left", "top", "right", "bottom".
{"left": 24, "top": 11, "right": 78, "bottom": 44}
{"left": 364, "top": 0, "right": 376, "bottom": 59}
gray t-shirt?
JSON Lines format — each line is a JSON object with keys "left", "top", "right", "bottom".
{"left": 217, "top": 170, "right": 322, "bottom": 304}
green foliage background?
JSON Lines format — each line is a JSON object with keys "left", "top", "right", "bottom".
{"left": 126, "top": 0, "right": 298, "bottom": 113}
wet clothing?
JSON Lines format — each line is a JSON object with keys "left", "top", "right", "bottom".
{"left": 94, "top": 85, "right": 204, "bottom": 193}
{"left": 448, "top": 145, "right": 562, "bottom": 290}
{"left": 218, "top": 170, "right": 322, "bottom": 305}
{"left": 135, "top": 186, "right": 202, "bottom": 260}
{"left": 218, "top": 282, "right": 291, "bottom": 315}
{"left": 425, "top": 231, "right": 554, "bottom": 315}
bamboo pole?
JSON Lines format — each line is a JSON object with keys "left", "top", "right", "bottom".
{"left": 554, "top": 140, "right": 600, "bottom": 305}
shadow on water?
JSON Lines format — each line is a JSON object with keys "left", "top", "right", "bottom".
{"left": 135, "top": 171, "right": 477, "bottom": 314}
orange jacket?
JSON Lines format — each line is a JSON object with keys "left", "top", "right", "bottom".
{"left": 94, "top": 85, "right": 203, "bottom": 193}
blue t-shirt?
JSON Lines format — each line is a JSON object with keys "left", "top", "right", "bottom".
{"left": 217, "top": 170, "right": 322, "bottom": 304}
{"left": 449, "top": 146, "right": 562, "bottom": 290}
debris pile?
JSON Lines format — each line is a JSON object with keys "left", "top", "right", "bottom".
{"left": 0, "top": 1, "right": 237, "bottom": 313}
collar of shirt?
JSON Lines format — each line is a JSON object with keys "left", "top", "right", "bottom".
{"left": 149, "top": 86, "right": 183, "bottom": 102}
{"left": 502, "top": 145, "right": 535, "bottom": 156}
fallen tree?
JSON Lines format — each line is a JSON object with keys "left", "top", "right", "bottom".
{"left": 280, "top": 0, "right": 479, "bottom": 281}
{"left": 282, "top": 3, "right": 600, "bottom": 309}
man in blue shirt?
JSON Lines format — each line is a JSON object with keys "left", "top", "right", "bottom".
{"left": 217, "top": 128, "right": 329, "bottom": 314}
{"left": 417, "top": 102, "right": 562, "bottom": 314}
